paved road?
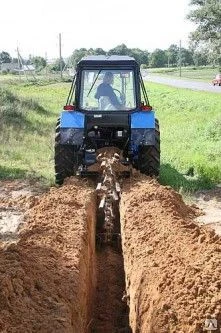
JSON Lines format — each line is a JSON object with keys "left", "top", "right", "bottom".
{"left": 143, "top": 73, "right": 221, "bottom": 94}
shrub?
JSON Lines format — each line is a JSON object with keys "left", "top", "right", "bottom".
{"left": 205, "top": 117, "right": 221, "bottom": 141}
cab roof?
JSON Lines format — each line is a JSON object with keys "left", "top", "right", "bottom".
{"left": 77, "top": 55, "right": 138, "bottom": 68}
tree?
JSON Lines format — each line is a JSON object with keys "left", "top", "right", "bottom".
{"left": 129, "top": 48, "right": 149, "bottom": 66}
{"left": 50, "top": 58, "right": 66, "bottom": 72}
{"left": 108, "top": 44, "right": 149, "bottom": 66}
{"left": 192, "top": 50, "right": 209, "bottom": 66}
{"left": 69, "top": 48, "right": 89, "bottom": 68}
{"left": 108, "top": 44, "right": 129, "bottom": 56}
{"left": 31, "top": 56, "right": 46, "bottom": 70}
{"left": 92, "top": 48, "right": 106, "bottom": 55}
{"left": 12, "top": 58, "right": 18, "bottom": 64}
{"left": 187, "top": 0, "right": 221, "bottom": 68}
{"left": 166, "top": 44, "right": 179, "bottom": 67}
{"left": 149, "top": 49, "right": 167, "bottom": 68}
{"left": 0, "top": 51, "right": 12, "bottom": 63}
{"left": 181, "top": 48, "right": 194, "bottom": 66}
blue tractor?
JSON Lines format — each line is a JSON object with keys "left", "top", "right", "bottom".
{"left": 55, "top": 55, "right": 160, "bottom": 185}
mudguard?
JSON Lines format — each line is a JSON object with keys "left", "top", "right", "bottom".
{"left": 60, "top": 111, "right": 85, "bottom": 145}
{"left": 131, "top": 111, "right": 155, "bottom": 129}
{"left": 131, "top": 111, "right": 155, "bottom": 146}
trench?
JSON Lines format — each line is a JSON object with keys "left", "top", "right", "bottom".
{"left": 2, "top": 178, "right": 221, "bottom": 332}
{"left": 88, "top": 199, "right": 131, "bottom": 333}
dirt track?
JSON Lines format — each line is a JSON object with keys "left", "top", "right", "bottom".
{"left": 0, "top": 176, "right": 221, "bottom": 332}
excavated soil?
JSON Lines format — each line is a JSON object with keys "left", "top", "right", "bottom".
{"left": 0, "top": 178, "right": 129, "bottom": 333}
{"left": 121, "top": 175, "right": 221, "bottom": 333}
{"left": 0, "top": 178, "right": 96, "bottom": 333}
{"left": 1, "top": 175, "right": 221, "bottom": 333}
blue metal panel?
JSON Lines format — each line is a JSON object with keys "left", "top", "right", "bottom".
{"left": 60, "top": 111, "right": 85, "bottom": 128}
{"left": 131, "top": 111, "right": 155, "bottom": 129}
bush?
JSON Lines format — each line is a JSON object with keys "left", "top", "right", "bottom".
{"left": 205, "top": 117, "right": 221, "bottom": 141}
{"left": 10, "top": 70, "right": 18, "bottom": 75}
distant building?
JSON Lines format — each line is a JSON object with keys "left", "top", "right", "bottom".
{"left": 19, "top": 65, "right": 36, "bottom": 75}
{"left": 0, "top": 63, "right": 19, "bottom": 72}
{"left": 0, "top": 63, "right": 36, "bottom": 75}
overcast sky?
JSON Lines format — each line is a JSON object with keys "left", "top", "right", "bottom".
{"left": 0, "top": 0, "right": 195, "bottom": 59}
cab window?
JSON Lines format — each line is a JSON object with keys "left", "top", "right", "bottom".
{"left": 80, "top": 69, "right": 136, "bottom": 111}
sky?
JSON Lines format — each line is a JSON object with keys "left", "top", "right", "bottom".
{"left": 0, "top": 0, "right": 195, "bottom": 59}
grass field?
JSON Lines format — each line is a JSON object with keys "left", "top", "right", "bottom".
{"left": 0, "top": 77, "right": 220, "bottom": 191}
{"left": 0, "top": 82, "right": 69, "bottom": 184}
{"left": 147, "top": 83, "right": 221, "bottom": 191}
{"left": 149, "top": 66, "right": 218, "bottom": 82}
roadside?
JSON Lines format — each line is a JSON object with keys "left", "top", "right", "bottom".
{"left": 143, "top": 73, "right": 221, "bottom": 93}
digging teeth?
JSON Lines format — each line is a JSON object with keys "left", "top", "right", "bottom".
{"left": 96, "top": 150, "right": 122, "bottom": 242}
{"left": 115, "top": 182, "right": 121, "bottom": 192}
{"left": 99, "top": 197, "right": 105, "bottom": 209}
{"left": 96, "top": 183, "right": 102, "bottom": 191}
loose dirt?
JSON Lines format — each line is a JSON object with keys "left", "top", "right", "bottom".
{"left": 0, "top": 178, "right": 96, "bottom": 333}
{"left": 121, "top": 175, "right": 221, "bottom": 333}
{"left": 1, "top": 175, "right": 221, "bottom": 333}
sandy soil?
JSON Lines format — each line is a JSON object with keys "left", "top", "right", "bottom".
{"left": 0, "top": 178, "right": 96, "bottom": 333}
{"left": 92, "top": 247, "right": 130, "bottom": 332}
{"left": 121, "top": 175, "right": 221, "bottom": 333}
{"left": 1, "top": 176, "right": 221, "bottom": 333}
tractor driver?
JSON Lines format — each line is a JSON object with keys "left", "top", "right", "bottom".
{"left": 95, "top": 71, "right": 123, "bottom": 110}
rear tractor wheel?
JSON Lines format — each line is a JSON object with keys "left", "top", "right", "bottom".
{"left": 54, "top": 119, "right": 79, "bottom": 185}
{"left": 137, "top": 119, "right": 160, "bottom": 177}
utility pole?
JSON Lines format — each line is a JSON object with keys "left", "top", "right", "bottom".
{"left": 45, "top": 52, "right": 48, "bottom": 80}
{"left": 179, "top": 40, "right": 182, "bottom": 77}
{"left": 59, "top": 33, "right": 63, "bottom": 80}
{"left": 17, "top": 47, "right": 21, "bottom": 81}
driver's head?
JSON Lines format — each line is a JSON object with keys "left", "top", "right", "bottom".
{"left": 103, "top": 72, "right": 114, "bottom": 85}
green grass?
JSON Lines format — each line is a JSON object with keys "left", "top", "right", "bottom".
{"left": 149, "top": 66, "right": 218, "bottom": 82}
{"left": 146, "top": 82, "right": 221, "bottom": 191}
{"left": 0, "top": 83, "right": 69, "bottom": 183}
{"left": 0, "top": 79, "right": 220, "bottom": 192}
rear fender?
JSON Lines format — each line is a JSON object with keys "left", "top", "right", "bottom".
{"left": 131, "top": 111, "right": 156, "bottom": 146}
{"left": 60, "top": 111, "right": 85, "bottom": 145}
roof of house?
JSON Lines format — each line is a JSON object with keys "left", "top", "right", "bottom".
{"left": 21, "top": 65, "right": 35, "bottom": 71}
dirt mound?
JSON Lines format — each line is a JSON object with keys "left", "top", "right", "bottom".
{"left": 121, "top": 176, "right": 221, "bottom": 333}
{"left": 0, "top": 178, "right": 96, "bottom": 333}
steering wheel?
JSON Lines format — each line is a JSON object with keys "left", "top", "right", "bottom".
{"left": 113, "top": 89, "right": 126, "bottom": 106}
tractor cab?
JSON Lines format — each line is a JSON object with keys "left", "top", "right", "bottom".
{"left": 55, "top": 55, "right": 160, "bottom": 185}
{"left": 66, "top": 55, "right": 149, "bottom": 112}
{"left": 76, "top": 57, "right": 137, "bottom": 111}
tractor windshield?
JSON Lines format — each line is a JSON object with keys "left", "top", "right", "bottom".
{"left": 79, "top": 69, "right": 136, "bottom": 111}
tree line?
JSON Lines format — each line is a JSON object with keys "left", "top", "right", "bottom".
{"left": 68, "top": 43, "right": 214, "bottom": 68}
{"left": 187, "top": 0, "right": 221, "bottom": 70}
{"left": 1, "top": 0, "right": 220, "bottom": 71}
{"left": 0, "top": 44, "right": 214, "bottom": 73}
